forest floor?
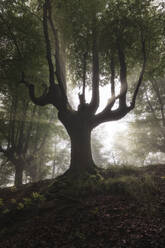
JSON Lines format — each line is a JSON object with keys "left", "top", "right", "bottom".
{"left": 0, "top": 164, "right": 165, "bottom": 248}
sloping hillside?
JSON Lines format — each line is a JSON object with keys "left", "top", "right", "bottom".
{"left": 0, "top": 165, "right": 165, "bottom": 248}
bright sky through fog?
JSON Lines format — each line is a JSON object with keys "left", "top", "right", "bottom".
{"left": 92, "top": 85, "right": 128, "bottom": 151}
{"left": 69, "top": 85, "right": 128, "bottom": 151}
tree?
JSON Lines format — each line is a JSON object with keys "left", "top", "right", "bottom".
{"left": 0, "top": 161, "right": 13, "bottom": 187}
{"left": 20, "top": 0, "right": 164, "bottom": 175}
{"left": 111, "top": 74, "right": 165, "bottom": 166}
{"left": 0, "top": 0, "right": 57, "bottom": 187}
{"left": 0, "top": 88, "right": 57, "bottom": 187}
{"left": 138, "top": 77, "right": 165, "bottom": 153}
{"left": 111, "top": 125, "right": 148, "bottom": 166}
{"left": 123, "top": 76, "right": 165, "bottom": 165}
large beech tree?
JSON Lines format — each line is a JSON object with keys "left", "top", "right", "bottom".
{"left": 22, "top": 0, "right": 163, "bottom": 175}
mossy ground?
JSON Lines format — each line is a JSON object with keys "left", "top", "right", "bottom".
{"left": 0, "top": 164, "right": 165, "bottom": 248}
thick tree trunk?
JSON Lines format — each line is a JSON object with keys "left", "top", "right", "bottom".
{"left": 69, "top": 128, "right": 95, "bottom": 174}
{"left": 59, "top": 111, "right": 96, "bottom": 175}
{"left": 15, "top": 164, "right": 23, "bottom": 187}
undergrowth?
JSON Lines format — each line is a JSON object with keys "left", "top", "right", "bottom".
{"left": 0, "top": 165, "right": 158, "bottom": 218}
{"left": 103, "top": 165, "right": 141, "bottom": 178}
{"left": 47, "top": 165, "right": 158, "bottom": 206}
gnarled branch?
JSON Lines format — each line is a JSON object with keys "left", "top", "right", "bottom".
{"left": 21, "top": 72, "right": 69, "bottom": 111}
{"left": 28, "top": 84, "right": 51, "bottom": 106}
{"left": 110, "top": 53, "right": 115, "bottom": 96}
{"left": 20, "top": 73, "right": 50, "bottom": 106}
{"left": 91, "top": 38, "right": 147, "bottom": 128}
{"left": 117, "top": 43, "right": 127, "bottom": 108}
{"left": 47, "top": 0, "right": 67, "bottom": 97}
{"left": 91, "top": 106, "right": 131, "bottom": 128}
{"left": 129, "top": 39, "right": 146, "bottom": 109}
{"left": 43, "top": 0, "right": 55, "bottom": 86}
{"left": 82, "top": 51, "right": 87, "bottom": 104}
{"left": 89, "top": 29, "right": 100, "bottom": 113}
{"left": 150, "top": 78, "right": 165, "bottom": 127}
{"left": 98, "top": 53, "right": 116, "bottom": 116}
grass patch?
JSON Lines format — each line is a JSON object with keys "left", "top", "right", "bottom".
{"left": 104, "top": 165, "right": 141, "bottom": 178}
{"left": 47, "top": 166, "right": 157, "bottom": 206}
{"left": 103, "top": 175, "right": 157, "bottom": 201}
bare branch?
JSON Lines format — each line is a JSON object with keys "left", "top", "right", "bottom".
{"left": 95, "top": 38, "right": 147, "bottom": 126}
{"left": 97, "top": 95, "right": 116, "bottom": 121}
{"left": 99, "top": 44, "right": 128, "bottom": 121}
{"left": 150, "top": 78, "right": 165, "bottom": 127}
{"left": 82, "top": 52, "right": 87, "bottom": 104}
{"left": 144, "top": 89, "right": 165, "bottom": 137}
{"left": 78, "top": 52, "right": 88, "bottom": 109}
{"left": 130, "top": 39, "right": 146, "bottom": 109}
{"left": 91, "top": 37, "right": 146, "bottom": 128}
{"left": 145, "top": 90, "right": 158, "bottom": 121}
{"left": 20, "top": 72, "right": 50, "bottom": 106}
{"left": 43, "top": 0, "right": 71, "bottom": 111}
{"left": 29, "top": 84, "right": 51, "bottom": 106}
{"left": 43, "top": 0, "right": 55, "bottom": 86}
{"left": 99, "top": 53, "right": 116, "bottom": 115}
{"left": 89, "top": 29, "right": 100, "bottom": 113}
{"left": 47, "top": 0, "right": 67, "bottom": 95}
{"left": 110, "top": 53, "right": 115, "bottom": 96}
{"left": 21, "top": 72, "right": 69, "bottom": 111}
{"left": 91, "top": 106, "right": 131, "bottom": 128}
{"left": 117, "top": 43, "right": 127, "bottom": 108}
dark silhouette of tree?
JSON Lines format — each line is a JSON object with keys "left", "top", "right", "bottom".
{"left": 22, "top": 0, "right": 164, "bottom": 174}
{"left": 20, "top": 0, "right": 164, "bottom": 175}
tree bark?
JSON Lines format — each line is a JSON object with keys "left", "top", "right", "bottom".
{"left": 69, "top": 128, "right": 95, "bottom": 174}
{"left": 59, "top": 110, "right": 96, "bottom": 175}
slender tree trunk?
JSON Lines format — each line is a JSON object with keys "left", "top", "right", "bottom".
{"left": 15, "top": 164, "right": 23, "bottom": 187}
{"left": 52, "top": 160, "right": 56, "bottom": 178}
{"left": 29, "top": 164, "right": 39, "bottom": 183}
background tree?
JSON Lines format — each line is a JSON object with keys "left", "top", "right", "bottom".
{"left": 0, "top": 161, "right": 13, "bottom": 187}
{"left": 0, "top": 88, "right": 58, "bottom": 187}
{"left": 136, "top": 77, "right": 165, "bottom": 154}
{"left": 117, "top": 76, "right": 165, "bottom": 165}
{"left": 111, "top": 125, "right": 148, "bottom": 166}
{"left": 0, "top": 0, "right": 61, "bottom": 187}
